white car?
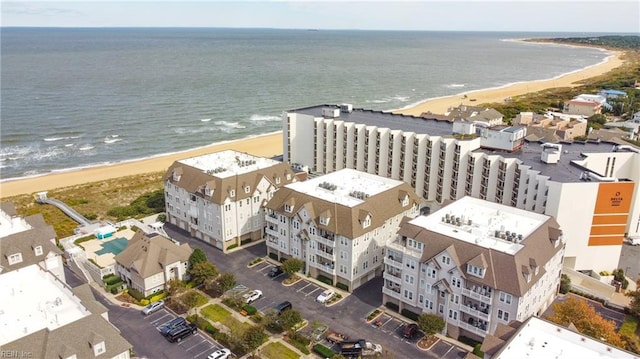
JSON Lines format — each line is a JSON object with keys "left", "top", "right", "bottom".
{"left": 208, "top": 348, "right": 231, "bottom": 359}
{"left": 316, "top": 289, "right": 336, "bottom": 304}
{"left": 242, "top": 289, "right": 263, "bottom": 304}
{"left": 141, "top": 300, "right": 164, "bottom": 315}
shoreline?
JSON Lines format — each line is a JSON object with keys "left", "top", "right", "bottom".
{"left": 0, "top": 43, "right": 627, "bottom": 198}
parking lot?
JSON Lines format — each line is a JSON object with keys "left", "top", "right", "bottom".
{"left": 250, "top": 261, "right": 327, "bottom": 314}
{"left": 145, "top": 308, "right": 226, "bottom": 358}
{"left": 370, "top": 313, "right": 423, "bottom": 344}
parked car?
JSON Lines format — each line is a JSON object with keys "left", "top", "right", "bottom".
{"left": 242, "top": 289, "right": 263, "bottom": 304}
{"left": 141, "top": 300, "right": 165, "bottom": 315}
{"left": 316, "top": 289, "right": 336, "bottom": 304}
{"left": 165, "top": 322, "right": 198, "bottom": 343}
{"left": 159, "top": 317, "right": 186, "bottom": 336}
{"left": 627, "top": 236, "right": 640, "bottom": 246}
{"left": 207, "top": 348, "right": 231, "bottom": 359}
{"left": 275, "top": 301, "right": 292, "bottom": 315}
{"left": 268, "top": 266, "right": 284, "bottom": 278}
{"left": 402, "top": 323, "right": 419, "bottom": 338}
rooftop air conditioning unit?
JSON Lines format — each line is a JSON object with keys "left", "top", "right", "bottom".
{"left": 322, "top": 108, "right": 340, "bottom": 118}
{"left": 340, "top": 103, "right": 353, "bottom": 113}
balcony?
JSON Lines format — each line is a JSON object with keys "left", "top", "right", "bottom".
{"left": 458, "top": 320, "right": 488, "bottom": 336}
{"left": 314, "top": 248, "right": 335, "bottom": 260}
{"left": 382, "top": 286, "right": 401, "bottom": 299}
{"left": 265, "top": 225, "right": 279, "bottom": 237}
{"left": 460, "top": 303, "right": 490, "bottom": 320}
{"left": 461, "top": 287, "right": 492, "bottom": 304}
{"left": 387, "top": 240, "right": 423, "bottom": 259}
{"left": 312, "top": 259, "right": 335, "bottom": 274}
{"left": 384, "top": 253, "right": 404, "bottom": 268}
{"left": 266, "top": 235, "right": 278, "bottom": 246}
{"left": 266, "top": 213, "right": 279, "bottom": 224}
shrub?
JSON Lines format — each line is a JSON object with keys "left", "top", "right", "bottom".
{"left": 241, "top": 238, "right": 252, "bottom": 245}
{"left": 560, "top": 274, "right": 571, "bottom": 294}
{"left": 401, "top": 308, "right": 419, "bottom": 321}
{"left": 268, "top": 252, "right": 278, "bottom": 261}
{"left": 458, "top": 336, "right": 482, "bottom": 348}
{"left": 140, "top": 299, "right": 150, "bottom": 306}
{"left": 385, "top": 301, "right": 399, "bottom": 312}
{"left": 146, "top": 290, "right": 167, "bottom": 302}
{"left": 84, "top": 213, "right": 98, "bottom": 220}
{"left": 367, "top": 309, "right": 382, "bottom": 321}
{"left": 127, "top": 287, "right": 145, "bottom": 301}
{"left": 336, "top": 282, "right": 349, "bottom": 291}
{"left": 227, "top": 244, "right": 238, "bottom": 250}
{"left": 103, "top": 274, "right": 122, "bottom": 285}
{"left": 317, "top": 274, "right": 334, "bottom": 286}
{"left": 313, "top": 343, "right": 335, "bottom": 358}
{"left": 110, "top": 287, "right": 120, "bottom": 294}
{"left": 157, "top": 213, "right": 167, "bottom": 223}
{"left": 243, "top": 305, "right": 257, "bottom": 315}
{"left": 74, "top": 235, "right": 95, "bottom": 247}
{"left": 205, "top": 323, "right": 217, "bottom": 335}
{"left": 473, "top": 344, "right": 484, "bottom": 357}
{"left": 105, "top": 282, "right": 124, "bottom": 294}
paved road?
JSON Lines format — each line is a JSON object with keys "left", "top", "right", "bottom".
{"left": 165, "top": 224, "right": 467, "bottom": 359}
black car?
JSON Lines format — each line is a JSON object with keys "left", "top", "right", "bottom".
{"left": 166, "top": 323, "right": 198, "bottom": 343}
{"left": 268, "top": 266, "right": 284, "bottom": 278}
{"left": 402, "top": 323, "right": 418, "bottom": 338}
{"left": 160, "top": 317, "right": 187, "bottom": 336}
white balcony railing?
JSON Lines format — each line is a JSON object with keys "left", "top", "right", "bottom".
{"left": 314, "top": 248, "right": 335, "bottom": 260}
{"left": 384, "top": 255, "right": 403, "bottom": 268}
{"left": 458, "top": 321, "right": 488, "bottom": 336}
{"left": 265, "top": 227, "right": 279, "bottom": 237}
{"left": 387, "top": 240, "right": 423, "bottom": 258}
{"left": 382, "top": 286, "right": 401, "bottom": 299}
{"left": 459, "top": 304, "right": 490, "bottom": 320}
{"left": 384, "top": 273, "right": 403, "bottom": 284}
{"left": 461, "top": 287, "right": 492, "bottom": 304}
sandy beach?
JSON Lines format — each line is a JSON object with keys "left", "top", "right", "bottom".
{"left": 0, "top": 47, "right": 625, "bottom": 198}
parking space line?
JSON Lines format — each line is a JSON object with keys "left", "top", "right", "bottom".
{"left": 257, "top": 264, "right": 273, "bottom": 272}
{"left": 185, "top": 339, "right": 206, "bottom": 351}
{"left": 305, "top": 287, "right": 322, "bottom": 296}
{"left": 193, "top": 347, "right": 213, "bottom": 359}
{"left": 297, "top": 283, "right": 312, "bottom": 292}
{"left": 150, "top": 313, "right": 172, "bottom": 324}
{"left": 444, "top": 345, "right": 454, "bottom": 356}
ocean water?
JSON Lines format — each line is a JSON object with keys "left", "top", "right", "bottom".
{"left": 0, "top": 28, "right": 608, "bottom": 180}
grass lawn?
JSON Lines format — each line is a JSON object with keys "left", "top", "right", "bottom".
{"left": 261, "top": 342, "right": 300, "bottom": 359}
{"left": 189, "top": 291, "right": 209, "bottom": 308}
{"left": 200, "top": 304, "right": 253, "bottom": 334}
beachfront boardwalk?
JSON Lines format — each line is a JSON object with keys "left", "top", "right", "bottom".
{"left": 35, "top": 191, "right": 91, "bottom": 225}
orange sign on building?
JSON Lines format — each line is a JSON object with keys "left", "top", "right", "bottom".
{"left": 589, "top": 181, "right": 635, "bottom": 246}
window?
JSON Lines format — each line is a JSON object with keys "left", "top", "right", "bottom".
{"left": 441, "top": 255, "right": 451, "bottom": 265}
{"left": 244, "top": 186, "right": 250, "bottom": 193}
{"left": 498, "top": 309, "right": 510, "bottom": 322}
{"left": 362, "top": 216, "right": 371, "bottom": 228}
{"left": 8, "top": 253, "right": 22, "bottom": 265}
{"left": 34, "top": 246, "right": 43, "bottom": 256}
{"left": 403, "top": 289, "right": 414, "bottom": 300}
{"left": 224, "top": 204, "right": 231, "bottom": 211}
{"left": 229, "top": 189, "right": 236, "bottom": 197}
{"left": 405, "top": 259, "right": 416, "bottom": 270}
{"left": 448, "top": 309, "right": 458, "bottom": 320}
{"left": 275, "top": 177, "right": 281, "bottom": 184}
{"left": 426, "top": 267, "right": 437, "bottom": 278}
{"left": 451, "top": 277, "right": 461, "bottom": 288}
{"left": 293, "top": 221, "right": 300, "bottom": 230}
{"left": 319, "top": 216, "right": 330, "bottom": 226}
{"left": 425, "top": 299, "right": 434, "bottom": 310}
{"left": 404, "top": 274, "right": 414, "bottom": 284}
{"left": 284, "top": 204, "right": 293, "bottom": 213}
{"left": 499, "top": 292, "right": 513, "bottom": 304}
{"left": 467, "top": 264, "right": 485, "bottom": 278}
{"left": 439, "top": 304, "right": 444, "bottom": 314}
{"left": 92, "top": 341, "right": 106, "bottom": 356}
{"left": 449, "top": 294, "right": 459, "bottom": 304}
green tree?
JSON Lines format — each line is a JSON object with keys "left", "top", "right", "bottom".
{"left": 417, "top": 313, "right": 445, "bottom": 336}
{"left": 166, "top": 279, "right": 187, "bottom": 296}
{"left": 242, "top": 325, "right": 268, "bottom": 352}
{"left": 588, "top": 113, "right": 607, "bottom": 126}
{"left": 559, "top": 274, "right": 571, "bottom": 294}
{"left": 182, "top": 290, "right": 202, "bottom": 314}
{"left": 282, "top": 258, "right": 304, "bottom": 276}
{"left": 546, "top": 296, "right": 625, "bottom": 347}
{"left": 189, "top": 261, "right": 219, "bottom": 285}
{"left": 189, "top": 248, "right": 208, "bottom": 266}
{"left": 216, "top": 272, "right": 237, "bottom": 293}
{"left": 279, "top": 309, "right": 303, "bottom": 331}
{"left": 627, "top": 287, "right": 640, "bottom": 318}
{"left": 145, "top": 189, "right": 166, "bottom": 212}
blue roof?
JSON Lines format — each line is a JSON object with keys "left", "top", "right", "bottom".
{"left": 600, "top": 89, "right": 627, "bottom": 95}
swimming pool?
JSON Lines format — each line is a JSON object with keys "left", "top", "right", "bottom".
{"left": 95, "top": 237, "right": 129, "bottom": 255}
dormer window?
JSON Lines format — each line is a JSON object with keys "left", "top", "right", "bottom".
{"left": 286, "top": 173, "right": 292, "bottom": 181}
{"left": 34, "top": 245, "right": 43, "bottom": 256}
{"left": 275, "top": 177, "right": 281, "bottom": 185}
{"left": 401, "top": 195, "right": 409, "bottom": 207}
{"left": 204, "top": 186, "right": 213, "bottom": 197}
{"left": 284, "top": 204, "right": 293, "bottom": 213}
{"left": 229, "top": 189, "right": 236, "bottom": 197}
{"left": 244, "top": 186, "right": 250, "bottom": 194}
{"left": 8, "top": 253, "right": 22, "bottom": 265}
{"left": 172, "top": 170, "right": 182, "bottom": 181}
{"left": 65, "top": 355, "right": 77, "bottom": 359}
{"left": 467, "top": 264, "right": 485, "bottom": 278}
{"left": 362, "top": 216, "right": 371, "bottom": 228}
{"left": 92, "top": 341, "right": 105, "bottom": 356}
{"left": 319, "top": 216, "right": 330, "bottom": 226}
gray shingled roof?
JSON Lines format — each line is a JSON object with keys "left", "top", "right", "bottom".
{"left": 266, "top": 182, "right": 421, "bottom": 239}
{"left": 399, "top": 215, "right": 563, "bottom": 297}
{"left": 114, "top": 231, "right": 192, "bottom": 278}
{"left": 0, "top": 213, "right": 60, "bottom": 273}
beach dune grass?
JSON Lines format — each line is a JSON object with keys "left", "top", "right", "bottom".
{"left": 260, "top": 341, "right": 300, "bottom": 359}
{"left": 5, "top": 172, "right": 163, "bottom": 237}
{"left": 200, "top": 304, "right": 253, "bottom": 335}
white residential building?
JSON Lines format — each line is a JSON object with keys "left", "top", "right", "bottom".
{"left": 283, "top": 104, "right": 640, "bottom": 273}
{"left": 0, "top": 202, "right": 65, "bottom": 281}
{"left": 265, "top": 168, "right": 421, "bottom": 291}
{"left": 114, "top": 231, "right": 192, "bottom": 297}
{"left": 482, "top": 316, "right": 638, "bottom": 359}
{"left": 164, "top": 150, "right": 296, "bottom": 252}
{"left": 0, "top": 265, "right": 132, "bottom": 358}
{"left": 383, "top": 197, "right": 565, "bottom": 341}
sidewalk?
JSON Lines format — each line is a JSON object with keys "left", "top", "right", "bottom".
{"left": 89, "top": 281, "right": 145, "bottom": 310}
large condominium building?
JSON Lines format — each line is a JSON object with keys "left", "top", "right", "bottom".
{"left": 264, "top": 168, "right": 421, "bottom": 291}
{"left": 0, "top": 265, "right": 132, "bottom": 359}
{"left": 164, "top": 150, "right": 296, "bottom": 252}
{"left": 383, "top": 196, "right": 564, "bottom": 341}
{"left": 283, "top": 104, "right": 640, "bottom": 272}
{"left": 0, "top": 202, "right": 65, "bottom": 281}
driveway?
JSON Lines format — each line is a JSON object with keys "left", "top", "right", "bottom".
{"left": 618, "top": 242, "right": 640, "bottom": 283}
{"left": 164, "top": 224, "right": 469, "bottom": 359}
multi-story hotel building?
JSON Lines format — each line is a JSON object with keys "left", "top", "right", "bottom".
{"left": 383, "top": 196, "right": 565, "bottom": 340}
{"left": 164, "top": 150, "right": 296, "bottom": 252}
{"left": 264, "top": 168, "right": 421, "bottom": 291}
{"left": 283, "top": 104, "right": 640, "bottom": 272}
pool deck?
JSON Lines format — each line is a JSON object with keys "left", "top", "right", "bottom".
{"left": 84, "top": 228, "right": 135, "bottom": 268}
